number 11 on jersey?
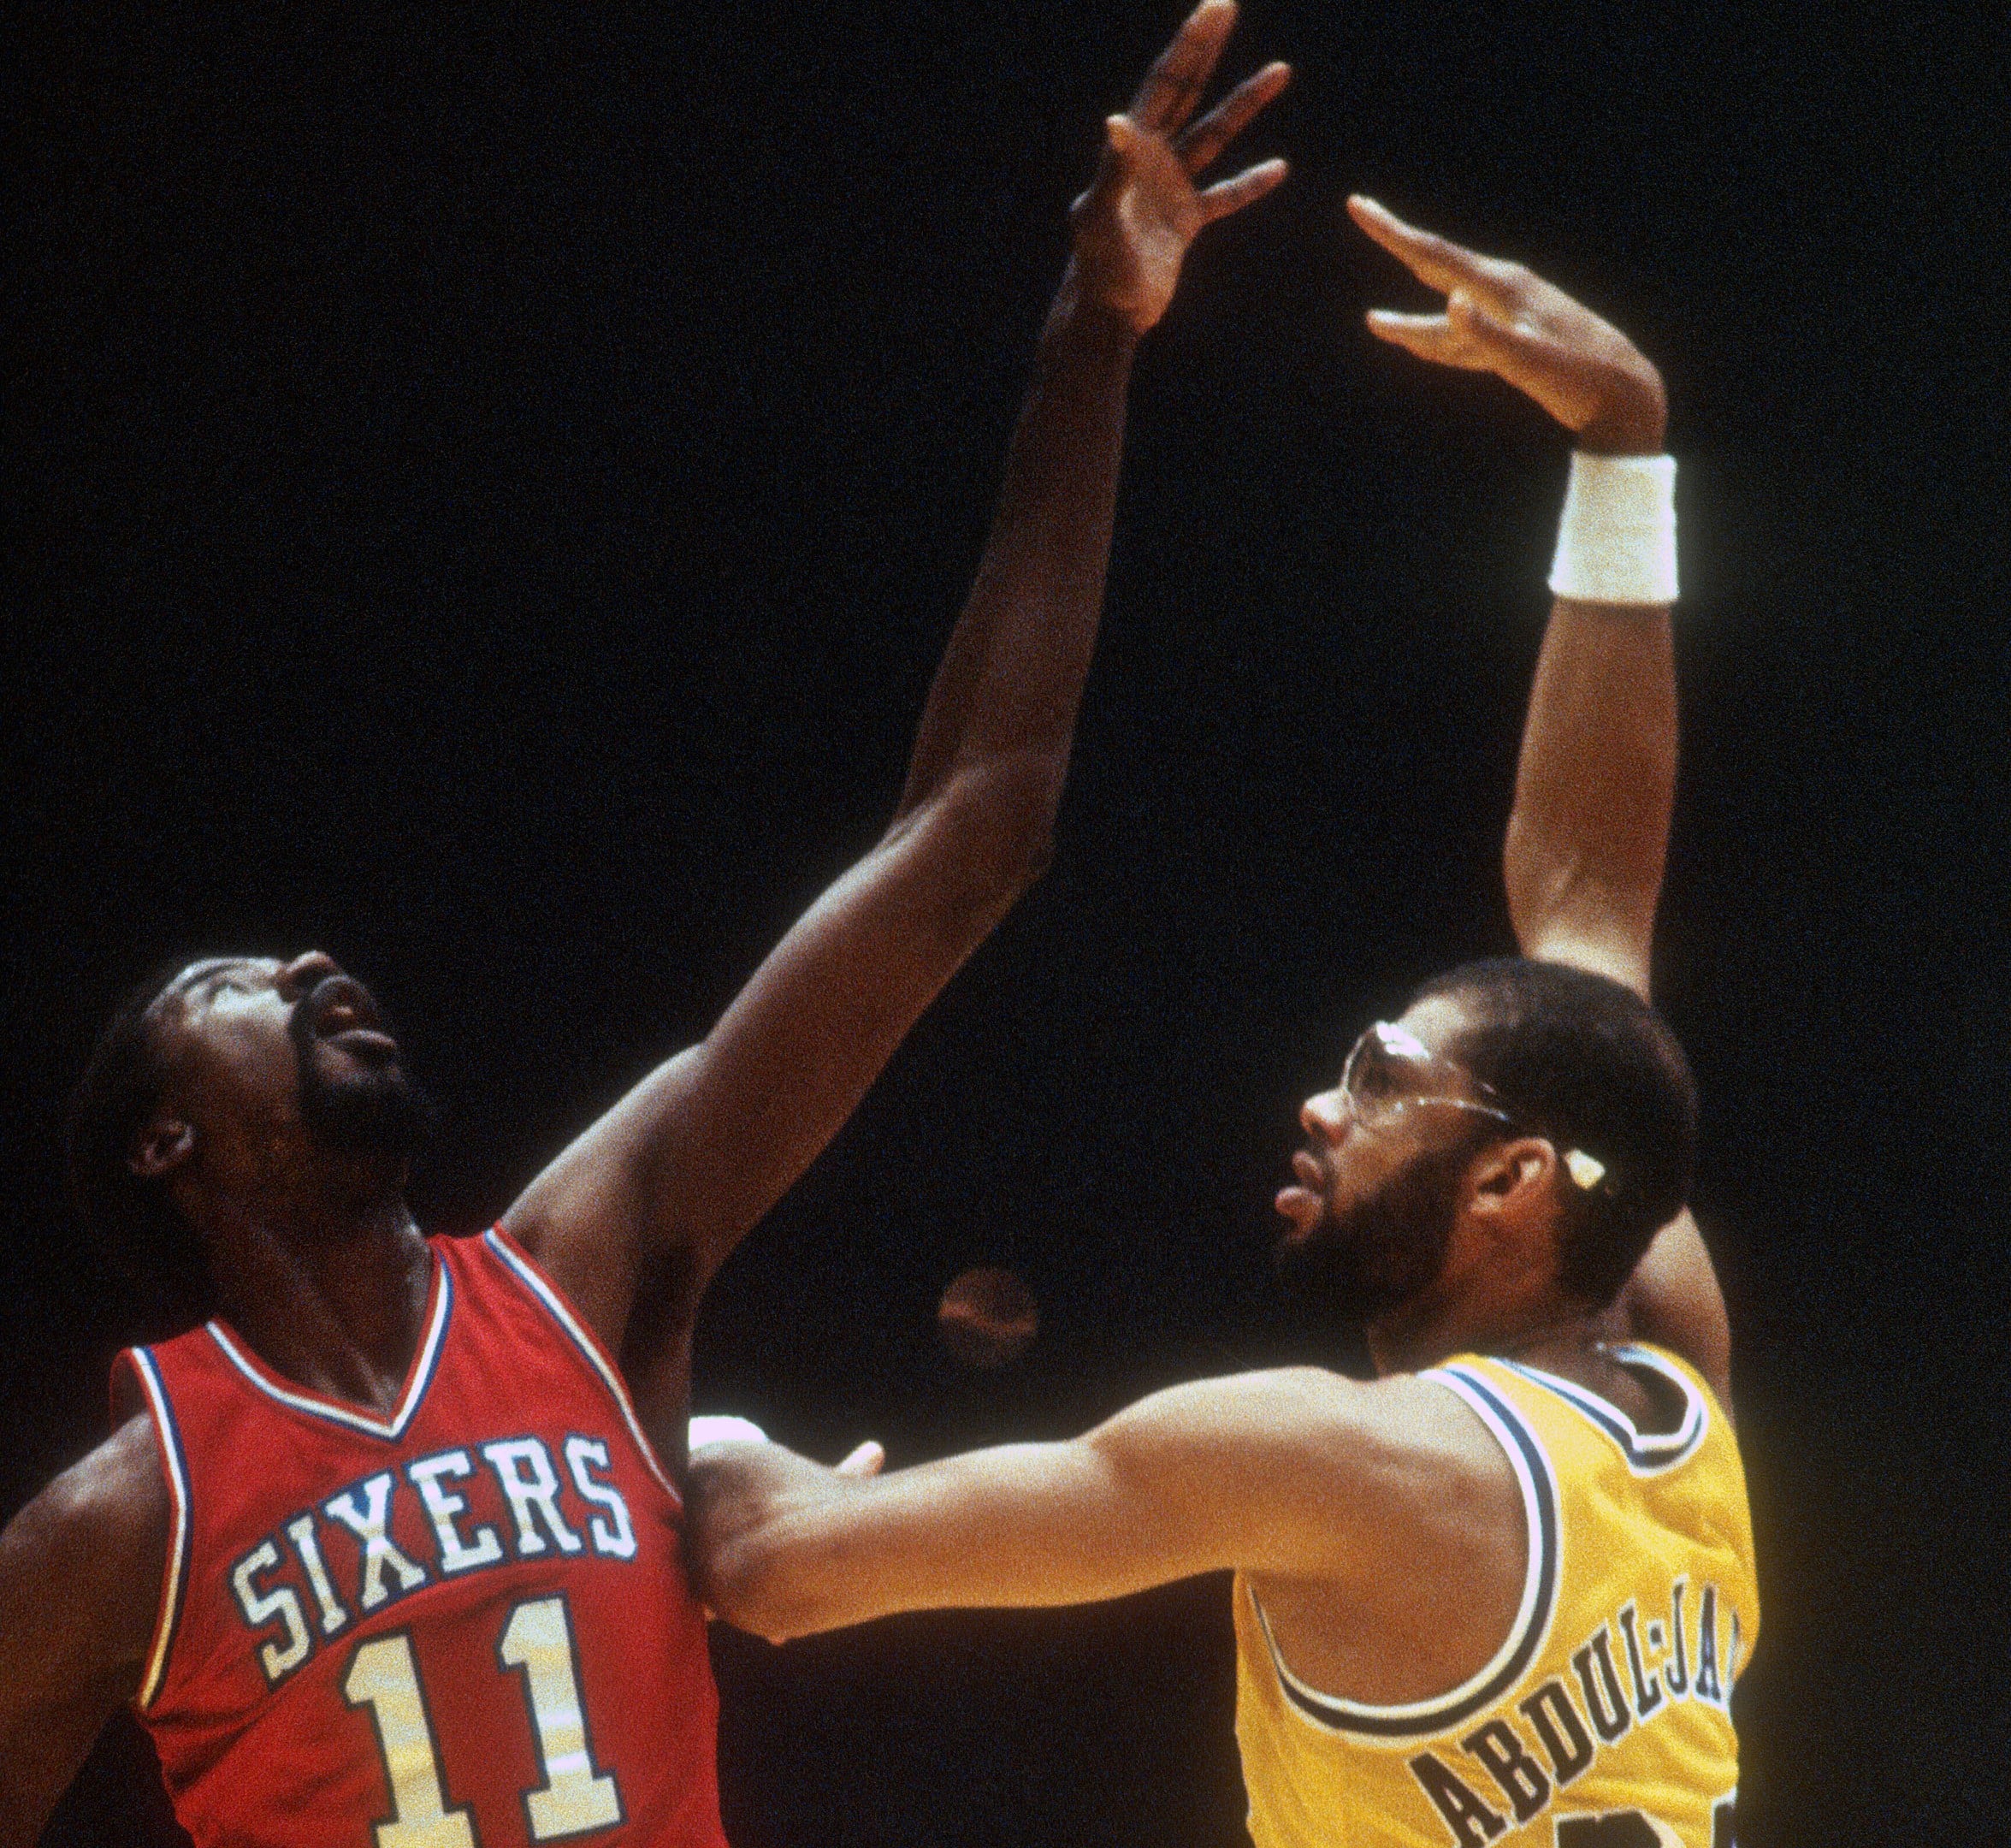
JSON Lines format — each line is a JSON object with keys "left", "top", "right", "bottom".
{"left": 345, "top": 1595, "right": 624, "bottom": 1845}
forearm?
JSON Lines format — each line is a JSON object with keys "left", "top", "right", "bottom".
{"left": 896, "top": 275, "right": 1136, "bottom": 824}
{"left": 502, "top": 11, "right": 1286, "bottom": 1336}
{"left": 1346, "top": 199, "right": 1679, "bottom": 990}
{"left": 1505, "top": 596, "right": 1676, "bottom": 990}
{"left": 506, "top": 290, "right": 1141, "bottom": 1322}
{"left": 701, "top": 1439, "right": 1161, "bottom": 1641}
{"left": 693, "top": 1371, "right": 1363, "bottom": 1642}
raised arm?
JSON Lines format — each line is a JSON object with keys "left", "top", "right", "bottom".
{"left": 502, "top": 4, "right": 1289, "bottom": 1399}
{"left": 1349, "top": 198, "right": 1728, "bottom": 1401}
{"left": 687, "top": 1369, "right": 1514, "bottom": 1644}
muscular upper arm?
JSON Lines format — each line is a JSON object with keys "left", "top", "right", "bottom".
{"left": 501, "top": 756, "right": 1056, "bottom": 1359}
{"left": 1605, "top": 1209, "right": 1733, "bottom": 1413}
{"left": 697, "top": 1369, "right": 1516, "bottom": 1640}
{"left": 1505, "top": 595, "right": 1730, "bottom": 1399}
{"left": 1516, "top": 921, "right": 1652, "bottom": 1004}
{"left": 0, "top": 1414, "right": 169, "bottom": 1848}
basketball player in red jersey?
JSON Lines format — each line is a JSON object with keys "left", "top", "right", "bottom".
{"left": 0, "top": 9, "right": 1289, "bottom": 1843}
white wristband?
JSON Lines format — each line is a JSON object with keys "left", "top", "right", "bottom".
{"left": 1547, "top": 452, "right": 1677, "bottom": 605}
{"left": 689, "top": 1415, "right": 769, "bottom": 1448}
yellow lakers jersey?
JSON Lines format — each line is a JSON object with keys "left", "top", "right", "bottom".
{"left": 1233, "top": 1344, "right": 1757, "bottom": 1848}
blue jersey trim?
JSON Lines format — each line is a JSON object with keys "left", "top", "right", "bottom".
{"left": 1499, "top": 1344, "right": 1708, "bottom": 1475}
{"left": 204, "top": 1254, "right": 452, "bottom": 1442}
{"left": 1254, "top": 1364, "right": 1559, "bottom": 1740}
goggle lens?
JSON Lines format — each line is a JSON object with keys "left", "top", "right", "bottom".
{"left": 1334, "top": 1022, "right": 1609, "bottom": 1192}
{"left": 1339, "top": 1022, "right": 1510, "bottom": 1131}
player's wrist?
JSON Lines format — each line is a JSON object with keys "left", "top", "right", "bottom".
{"left": 1547, "top": 452, "right": 1677, "bottom": 606}
{"left": 1570, "top": 367, "right": 1666, "bottom": 456}
{"left": 1047, "top": 264, "right": 1143, "bottom": 352}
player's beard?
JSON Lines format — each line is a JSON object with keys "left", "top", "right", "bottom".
{"left": 288, "top": 991, "right": 433, "bottom": 1164}
{"left": 1274, "top": 1134, "right": 1482, "bottom": 1329}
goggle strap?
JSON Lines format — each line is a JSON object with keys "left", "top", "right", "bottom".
{"left": 1564, "top": 1148, "right": 1608, "bottom": 1191}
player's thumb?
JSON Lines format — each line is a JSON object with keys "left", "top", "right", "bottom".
{"left": 1364, "top": 310, "right": 1457, "bottom": 364}
{"left": 836, "top": 1440, "right": 885, "bottom": 1478}
{"left": 1446, "top": 290, "right": 1521, "bottom": 358}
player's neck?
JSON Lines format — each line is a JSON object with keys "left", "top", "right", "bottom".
{"left": 1366, "top": 1290, "right": 1602, "bottom": 1380}
{"left": 201, "top": 1187, "right": 432, "bottom": 1415}
{"left": 1369, "top": 1297, "right": 1653, "bottom": 1427}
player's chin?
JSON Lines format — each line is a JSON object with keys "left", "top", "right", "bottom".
{"left": 1271, "top": 1217, "right": 1334, "bottom": 1282}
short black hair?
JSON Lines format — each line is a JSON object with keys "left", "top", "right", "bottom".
{"left": 1410, "top": 957, "right": 1697, "bottom": 1307}
{"left": 65, "top": 957, "right": 214, "bottom": 1330}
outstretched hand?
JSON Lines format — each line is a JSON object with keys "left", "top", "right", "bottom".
{"left": 1071, "top": 0, "right": 1290, "bottom": 335}
{"left": 1348, "top": 196, "right": 1665, "bottom": 453}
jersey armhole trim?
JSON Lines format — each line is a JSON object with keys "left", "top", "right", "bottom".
{"left": 1249, "top": 1363, "right": 1559, "bottom": 1741}
{"left": 480, "top": 1226, "right": 677, "bottom": 1501}
{"left": 118, "top": 1348, "right": 192, "bottom": 1711}
{"left": 1498, "top": 1344, "right": 1709, "bottom": 1475}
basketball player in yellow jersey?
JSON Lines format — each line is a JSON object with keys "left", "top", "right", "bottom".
{"left": 689, "top": 198, "right": 1756, "bottom": 1848}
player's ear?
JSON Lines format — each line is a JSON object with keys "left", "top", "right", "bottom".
{"left": 1469, "top": 1137, "right": 1555, "bottom": 1213}
{"left": 131, "top": 1112, "right": 195, "bottom": 1181}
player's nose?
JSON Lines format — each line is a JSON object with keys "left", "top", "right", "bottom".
{"left": 275, "top": 951, "right": 341, "bottom": 1003}
{"left": 1300, "top": 1087, "right": 1346, "bottom": 1143}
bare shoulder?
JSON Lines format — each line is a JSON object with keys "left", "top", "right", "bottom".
{"left": 1298, "top": 1368, "right": 1523, "bottom": 1515}
{"left": 1103, "top": 1365, "right": 1518, "bottom": 1575}
{"left": 0, "top": 1411, "right": 171, "bottom": 1689}
{"left": 1117, "top": 1364, "right": 1511, "bottom": 1460}
{"left": 1243, "top": 1371, "right": 1535, "bottom": 1707}
{"left": 0, "top": 1415, "right": 171, "bottom": 1848}
{"left": 498, "top": 1043, "right": 709, "bottom": 1349}
{"left": 1180, "top": 1364, "right": 1516, "bottom": 1464}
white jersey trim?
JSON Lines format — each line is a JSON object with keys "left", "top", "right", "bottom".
{"left": 1499, "top": 1343, "right": 1709, "bottom": 1475}
{"left": 482, "top": 1229, "right": 677, "bottom": 1500}
{"left": 127, "top": 1348, "right": 192, "bottom": 1711}
{"left": 1250, "top": 1362, "right": 1560, "bottom": 1742}
{"left": 203, "top": 1253, "right": 451, "bottom": 1442}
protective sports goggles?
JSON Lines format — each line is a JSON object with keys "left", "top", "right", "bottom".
{"left": 1339, "top": 1022, "right": 1609, "bottom": 1192}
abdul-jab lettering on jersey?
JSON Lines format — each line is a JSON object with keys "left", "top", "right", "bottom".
{"left": 117, "top": 1229, "right": 729, "bottom": 1848}
{"left": 1406, "top": 1577, "right": 1744, "bottom": 1848}
{"left": 1231, "top": 1347, "right": 1757, "bottom": 1848}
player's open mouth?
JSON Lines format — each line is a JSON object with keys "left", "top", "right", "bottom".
{"left": 1274, "top": 1150, "right": 1328, "bottom": 1230}
{"left": 305, "top": 978, "right": 399, "bottom": 1058}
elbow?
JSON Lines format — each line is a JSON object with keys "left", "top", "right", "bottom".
{"left": 928, "top": 754, "right": 1065, "bottom": 932}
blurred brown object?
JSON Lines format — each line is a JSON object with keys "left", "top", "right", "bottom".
{"left": 936, "top": 1266, "right": 1038, "bottom": 1368}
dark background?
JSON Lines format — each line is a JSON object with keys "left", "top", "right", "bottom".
{"left": 6, "top": 3, "right": 2005, "bottom": 1843}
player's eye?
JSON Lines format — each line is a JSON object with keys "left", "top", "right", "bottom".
{"left": 1352, "top": 1057, "right": 1401, "bottom": 1102}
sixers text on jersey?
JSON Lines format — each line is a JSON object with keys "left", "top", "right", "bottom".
{"left": 117, "top": 1229, "right": 727, "bottom": 1848}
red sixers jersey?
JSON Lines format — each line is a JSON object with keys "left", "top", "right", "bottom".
{"left": 115, "top": 1228, "right": 727, "bottom": 1848}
